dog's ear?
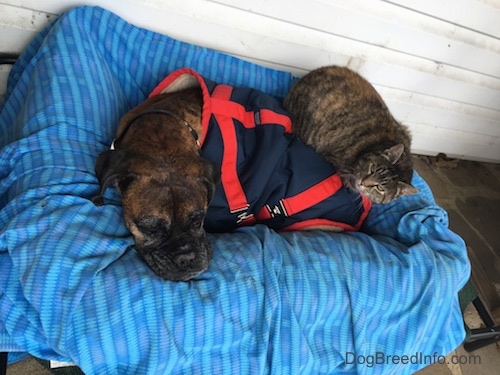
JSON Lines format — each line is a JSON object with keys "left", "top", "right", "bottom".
{"left": 92, "top": 150, "right": 135, "bottom": 206}
{"left": 201, "top": 158, "right": 221, "bottom": 202}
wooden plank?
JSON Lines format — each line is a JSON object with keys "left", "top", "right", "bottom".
{"left": 0, "top": 3, "right": 56, "bottom": 30}
{"left": 1, "top": 0, "right": 499, "bottom": 162}
{"left": 377, "top": 86, "right": 500, "bottom": 136}
{"left": 2, "top": 1, "right": 500, "bottom": 108}
{"left": 0, "top": 3, "right": 56, "bottom": 54}
{"left": 0, "top": 27, "right": 39, "bottom": 54}
{"left": 145, "top": 0, "right": 500, "bottom": 110}
{"left": 213, "top": 0, "right": 500, "bottom": 77}
{"left": 123, "top": 0, "right": 500, "bottom": 110}
{"left": 0, "top": 0, "right": 73, "bottom": 14}
{"left": 409, "top": 122, "right": 500, "bottom": 162}
{"left": 388, "top": 0, "right": 500, "bottom": 39}
{"left": 347, "top": 59, "right": 500, "bottom": 112}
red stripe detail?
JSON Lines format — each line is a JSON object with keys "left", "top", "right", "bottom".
{"left": 239, "top": 216, "right": 256, "bottom": 226}
{"left": 212, "top": 85, "right": 249, "bottom": 213}
{"left": 211, "top": 98, "right": 256, "bottom": 128}
{"left": 282, "top": 194, "right": 371, "bottom": 232}
{"left": 210, "top": 84, "right": 233, "bottom": 102}
{"left": 257, "top": 206, "right": 272, "bottom": 221}
{"left": 355, "top": 194, "right": 372, "bottom": 230}
{"left": 211, "top": 87, "right": 291, "bottom": 131}
{"left": 257, "top": 188, "right": 371, "bottom": 231}
{"left": 281, "top": 174, "right": 343, "bottom": 216}
{"left": 259, "top": 109, "right": 292, "bottom": 132}
{"left": 280, "top": 218, "right": 358, "bottom": 232}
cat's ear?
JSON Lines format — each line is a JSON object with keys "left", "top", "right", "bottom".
{"left": 383, "top": 144, "right": 405, "bottom": 164}
{"left": 397, "top": 181, "right": 419, "bottom": 197}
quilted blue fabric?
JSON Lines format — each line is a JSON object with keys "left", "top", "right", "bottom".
{"left": 0, "top": 6, "right": 470, "bottom": 374}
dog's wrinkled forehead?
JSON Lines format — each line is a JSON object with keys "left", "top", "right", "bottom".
{"left": 121, "top": 172, "right": 209, "bottom": 224}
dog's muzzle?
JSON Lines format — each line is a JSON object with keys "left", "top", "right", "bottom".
{"left": 137, "top": 237, "right": 213, "bottom": 281}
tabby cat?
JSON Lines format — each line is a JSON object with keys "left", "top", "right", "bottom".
{"left": 283, "top": 66, "right": 418, "bottom": 204}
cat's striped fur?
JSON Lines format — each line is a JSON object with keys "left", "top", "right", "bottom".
{"left": 284, "top": 66, "right": 418, "bottom": 203}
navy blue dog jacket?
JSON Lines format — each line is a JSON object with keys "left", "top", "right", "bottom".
{"left": 150, "top": 68, "right": 371, "bottom": 232}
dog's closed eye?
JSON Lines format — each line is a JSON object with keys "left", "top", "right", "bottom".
{"left": 188, "top": 211, "right": 205, "bottom": 231}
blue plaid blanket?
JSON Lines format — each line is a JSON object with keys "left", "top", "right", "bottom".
{"left": 0, "top": 6, "right": 470, "bottom": 374}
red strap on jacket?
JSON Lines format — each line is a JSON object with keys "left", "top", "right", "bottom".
{"left": 257, "top": 174, "right": 342, "bottom": 220}
{"left": 211, "top": 84, "right": 293, "bottom": 217}
{"left": 211, "top": 85, "right": 249, "bottom": 214}
{"left": 210, "top": 83, "right": 365, "bottom": 229}
{"left": 281, "top": 174, "right": 343, "bottom": 216}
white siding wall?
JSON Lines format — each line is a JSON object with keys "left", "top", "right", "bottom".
{"left": 1, "top": 0, "right": 499, "bottom": 162}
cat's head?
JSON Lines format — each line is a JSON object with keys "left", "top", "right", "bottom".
{"left": 350, "top": 144, "right": 419, "bottom": 204}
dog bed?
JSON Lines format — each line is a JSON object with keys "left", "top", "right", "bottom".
{"left": 0, "top": 6, "right": 470, "bottom": 374}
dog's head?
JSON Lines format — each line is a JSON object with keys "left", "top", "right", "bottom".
{"left": 92, "top": 149, "right": 220, "bottom": 281}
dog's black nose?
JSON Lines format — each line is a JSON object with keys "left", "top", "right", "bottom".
{"left": 173, "top": 251, "right": 196, "bottom": 270}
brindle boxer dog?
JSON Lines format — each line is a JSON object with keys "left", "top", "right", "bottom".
{"left": 93, "top": 71, "right": 371, "bottom": 281}
{"left": 92, "top": 78, "right": 219, "bottom": 281}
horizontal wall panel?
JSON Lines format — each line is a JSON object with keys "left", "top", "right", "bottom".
{"left": 0, "top": 4, "right": 56, "bottom": 53}
{"left": 0, "top": 3, "right": 56, "bottom": 30}
{"left": 4, "top": 0, "right": 498, "bottom": 110}
{"left": 0, "top": 0, "right": 499, "bottom": 162}
{"left": 409, "top": 122, "right": 500, "bottom": 162}
{"left": 388, "top": 0, "right": 500, "bottom": 39}
{"left": 0, "top": 0, "right": 79, "bottom": 14}
{"left": 377, "top": 86, "right": 500, "bottom": 136}
{"left": 0, "top": 28, "right": 38, "bottom": 54}
{"left": 213, "top": 0, "right": 500, "bottom": 77}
